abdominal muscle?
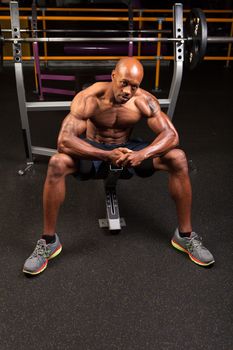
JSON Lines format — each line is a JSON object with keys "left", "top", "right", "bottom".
{"left": 86, "top": 126, "right": 131, "bottom": 144}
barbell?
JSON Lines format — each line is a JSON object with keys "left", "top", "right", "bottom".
{"left": 0, "top": 8, "right": 233, "bottom": 70}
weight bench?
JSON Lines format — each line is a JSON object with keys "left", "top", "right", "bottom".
{"left": 76, "top": 159, "right": 154, "bottom": 232}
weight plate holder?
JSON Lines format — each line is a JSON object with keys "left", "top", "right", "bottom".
{"left": 185, "top": 8, "right": 208, "bottom": 70}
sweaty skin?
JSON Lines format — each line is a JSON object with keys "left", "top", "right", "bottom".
{"left": 57, "top": 57, "right": 179, "bottom": 167}
{"left": 43, "top": 58, "right": 192, "bottom": 236}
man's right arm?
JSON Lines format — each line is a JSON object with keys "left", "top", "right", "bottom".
{"left": 57, "top": 111, "right": 111, "bottom": 161}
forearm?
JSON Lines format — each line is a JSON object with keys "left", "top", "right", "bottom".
{"left": 143, "top": 130, "right": 179, "bottom": 159}
{"left": 58, "top": 136, "right": 110, "bottom": 161}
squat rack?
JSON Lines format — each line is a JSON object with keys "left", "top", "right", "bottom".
{"left": 9, "top": 1, "right": 184, "bottom": 174}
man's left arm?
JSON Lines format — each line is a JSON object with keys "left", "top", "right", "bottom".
{"left": 121, "top": 96, "right": 179, "bottom": 167}
{"left": 144, "top": 108, "right": 179, "bottom": 159}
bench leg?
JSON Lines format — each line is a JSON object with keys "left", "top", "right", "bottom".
{"left": 99, "top": 186, "right": 126, "bottom": 231}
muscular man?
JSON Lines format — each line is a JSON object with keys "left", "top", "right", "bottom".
{"left": 23, "top": 57, "right": 214, "bottom": 275}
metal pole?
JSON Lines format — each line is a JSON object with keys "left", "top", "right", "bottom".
{"left": 4, "top": 37, "right": 184, "bottom": 43}
{"left": 42, "top": 9, "right": 48, "bottom": 67}
{"left": 31, "top": 0, "right": 39, "bottom": 95}
{"left": 10, "top": 1, "right": 34, "bottom": 166}
{"left": 167, "top": 3, "right": 184, "bottom": 119}
{"left": 2, "top": 29, "right": 172, "bottom": 33}
{"left": 127, "top": 0, "right": 134, "bottom": 57}
{"left": 3, "top": 35, "right": 233, "bottom": 44}
{"left": 154, "top": 20, "right": 162, "bottom": 91}
{"left": 32, "top": 30, "right": 39, "bottom": 93}
{"left": 137, "top": 10, "right": 143, "bottom": 57}
{"left": 206, "top": 36, "right": 233, "bottom": 43}
{"left": 226, "top": 20, "right": 233, "bottom": 68}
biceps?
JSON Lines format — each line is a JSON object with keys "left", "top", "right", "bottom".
{"left": 58, "top": 114, "right": 87, "bottom": 140}
{"left": 147, "top": 112, "right": 177, "bottom": 135}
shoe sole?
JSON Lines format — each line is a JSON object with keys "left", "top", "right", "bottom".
{"left": 171, "top": 239, "right": 214, "bottom": 267}
{"left": 23, "top": 245, "right": 62, "bottom": 275}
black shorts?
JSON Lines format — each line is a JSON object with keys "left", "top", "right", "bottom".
{"left": 86, "top": 138, "right": 149, "bottom": 171}
{"left": 74, "top": 138, "right": 155, "bottom": 179}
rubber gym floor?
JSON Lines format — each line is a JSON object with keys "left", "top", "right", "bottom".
{"left": 0, "top": 61, "right": 232, "bottom": 350}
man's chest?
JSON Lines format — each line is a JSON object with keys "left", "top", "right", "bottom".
{"left": 90, "top": 103, "right": 141, "bottom": 129}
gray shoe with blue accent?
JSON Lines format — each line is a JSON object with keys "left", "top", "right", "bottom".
{"left": 171, "top": 228, "right": 215, "bottom": 266}
{"left": 23, "top": 234, "right": 62, "bottom": 275}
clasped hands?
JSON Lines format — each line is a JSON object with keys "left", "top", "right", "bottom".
{"left": 109, "top": 147, "right": 147, "bottom": 167}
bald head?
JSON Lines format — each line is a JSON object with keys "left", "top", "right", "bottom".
{"left": 111, "top": 58, "right": 144, "bottom": 104}
{"left": 114, "top": 57, "right": 144, "bottom": 82}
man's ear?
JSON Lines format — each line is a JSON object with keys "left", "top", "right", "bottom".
{"left": 111, "top": 70, "right": 115, "bottom": 81}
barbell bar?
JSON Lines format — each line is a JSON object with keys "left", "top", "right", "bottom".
{"left": 0, "top": 37, "right": 187, "bottom": 43}
{"left": 0, "top": 8, "right": 233, "bottom": 70}
{"left": 2, "top": 36, "right": 233, "bottom": 43}
{"left": 205, "top": 37, "right": 233, "bottom": 43}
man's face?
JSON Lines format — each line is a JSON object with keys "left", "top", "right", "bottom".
{"left": 111, "top": 67, "right": 143, "bottom": 104}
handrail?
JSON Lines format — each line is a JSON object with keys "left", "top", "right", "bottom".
{"left": 3, "top": 56, "right": 174, "bottom": 60}
{"left": 1, "top": 15, "right": 233, "bottom": 22}
{"left": 0, "top": 7, "right": 233, "bottom": 13}
{"left": 3, "top": 56, "right": 233, "bottom": 61}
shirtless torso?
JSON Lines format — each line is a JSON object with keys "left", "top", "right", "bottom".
{"left": 57, "top": 59, "right": 178, "bottom": 168}
{"left": 69, "top": 82, "right": 162, "bottom": 142}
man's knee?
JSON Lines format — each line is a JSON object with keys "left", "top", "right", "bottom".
{"left": 47, "top": 153, "right": 73, "bottom": 178}
{"left": 163, "top": 149, "right": 188, "bottom": 172}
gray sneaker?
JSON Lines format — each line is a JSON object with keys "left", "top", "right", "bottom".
{"left": 171, "top": 228, "right": 215, "bottom": 266}
{"left": 23, "top": 234, "right": 62, "bottom": 275}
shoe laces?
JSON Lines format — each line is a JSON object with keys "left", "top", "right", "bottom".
{"left": 187, "top": 233, "right": 203, "bottom": 253}
{"left": 30, "top": 239, "right": 51, "bottom": 259}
